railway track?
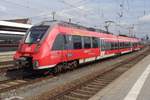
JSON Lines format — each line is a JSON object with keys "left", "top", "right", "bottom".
{"left": 48, "top": 48, "right": 150, "bottom": 100}
{"left": 0, "top": 52, "right": 15, "bottom": 72}
{"left": 0, "top": 74, "right": 54, "bottom": 94}
{"left": 0, "top": 61, "right": 20, "bottom": 73}
{"left": 0, "top": 47, "right": 149, "bottom": 99}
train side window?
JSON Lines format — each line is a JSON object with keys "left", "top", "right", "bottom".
{"left": 108, "top": 42, "right": 111, "bottom": 50}
{"left": 113, "top": 42, "right": 115, "bottom": 49}
{"left": 105, "top": 41, "right": 109, "bottom": 50}
{"left": 92, "top": 37, "right": 99, "bottom": 48}
{"left": 103, "top": 40, "right": 105, "bottom": 50}
{"left": 84, "top": 37, "right": 91, "bottom": 49}
{"left": 123, "top": 42, "right": 124, "bottom": 48}
{"left": 107, "top": 41, "right": 110, "bottom": 50}
{"left": 120, "top": 42, "right": 123, "bottom": 49}
{"left": 123, "top": 42, "right": 125, "bottom": 48}
{"left": 52, "top": 34, "right": 65, "bottom": 50}
{"left": 100, "top": 39, "right": 103, "bottom": 49}
{"left": 101, "top": 40, "right": 104, "bottom": 50}
{"left": 113, "top": 42, "right": 116, "bottom": 49}
{"left": 111, "top": 42, "right": 114, "bottom": 50}
{"left": 99, "top": 39, "right": 101, "bottom": 47}
{"left": 121, "top": 42, "right": 123, "bottom": 48}
{"left": 120, "top": 42, "right": 122, "bottom": 49}
{"left": 64, "top": 35, "right": 73, "bottom": 50}
{"left": 101, "top": 40, "right": 106, "bottom": 51}
{"left": 72, "top": 35, "right": 82, "bottom": 49}
{"left": 119, "top": 42, "right": 121, "bottom": 49}
{"left": 115, "top": 42, "right": 118, "bottom": 49}
{"left": 104, "top": 40, "right": 107, "bottom": 50}
{"left": 129, "top": 42, "right": 131, "bottom": 47}
{"left": 103, "top": 40, "right": 106, "bottom": 50}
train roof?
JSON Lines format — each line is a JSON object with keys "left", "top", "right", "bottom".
{"left": 38, "top": 20, "right": 112, "bottom": 34}
{"left": 37, "top": 20, "right": 141, "bottom": 42}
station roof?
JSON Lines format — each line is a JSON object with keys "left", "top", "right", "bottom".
{"left": 0, "top": 21, "right": 32, "bottom": 29}
{"left": 4, "top": 18, "right": 31, "bottom": 24}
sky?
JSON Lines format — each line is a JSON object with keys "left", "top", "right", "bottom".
{"left": 0, "top": 0, "right": 150, "bottom": 38}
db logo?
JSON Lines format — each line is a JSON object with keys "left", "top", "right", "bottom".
{"left": 25, "top": 47, "right": 31, "bottom": 51}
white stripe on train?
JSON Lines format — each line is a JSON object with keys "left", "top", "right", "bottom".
{"left": 36, "top": 49, "right": 136, "bottom": 69}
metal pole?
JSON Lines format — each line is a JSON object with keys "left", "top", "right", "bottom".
{"left": 69, "top": 18, "right": 71, "bottom": 23}
{"left": 52, "top": 11, "right": 56, "bottom": 21}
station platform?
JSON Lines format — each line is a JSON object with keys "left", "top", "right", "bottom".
{"left": 0, "top": 51, "right": 15, "bottom": 56}
{"left": 89, "top": 54, "right": 150, "bottom": 100}
{"left": 0, "top": 51, "right": 15, "bottom": 62}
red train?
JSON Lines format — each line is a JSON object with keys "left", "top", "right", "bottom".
{"left": 14, "top": 21, "right": 143, "bottom": 73}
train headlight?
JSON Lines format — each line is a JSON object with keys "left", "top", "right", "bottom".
{"left": 34, "top": 44, "right": 40, "bottom": 52}
{"left": 33, "top": 60, "right": 39, "bottom": 69}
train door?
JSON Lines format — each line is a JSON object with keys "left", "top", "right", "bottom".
{"left": 65, "top": 35, "right": 82, "bottom": 61}
{"left": 100, "top": 39, "right": 105, "bottom": 57}
{"left": 52, "top": 34, "right": 65, "bottom": 63}
{"left": 64, "top": 35, "right": 73, "bottom": 61}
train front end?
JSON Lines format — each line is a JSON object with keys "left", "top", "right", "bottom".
{"left": 14, "top": 22, "right": 53, "bottom": 70}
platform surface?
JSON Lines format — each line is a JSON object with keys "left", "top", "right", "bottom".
{"left": 0, "top": 51, "right": 15, "bottom": 56}
{"left": 0, "top": 51, "right": 15, "bottom": 62}
{"left": 89, "top": 54, "right": 150, "bottom": 100}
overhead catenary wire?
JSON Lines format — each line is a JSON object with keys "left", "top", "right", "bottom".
{"left": 2, "top": 0, "right": 46, "bottom": 12}
{"left": 0, "top": 0, "right": 148, "bottom": 37}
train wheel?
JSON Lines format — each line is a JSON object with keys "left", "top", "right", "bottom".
{"left": 68, "top": 61, "right": 78, "bottom": 70}
{"left": 73, "top": 60, "right": 78, "bottom": 68}
{"left": 53, "top": 66, "right": 59, "bottom": 74}
{"left": 68, "top": 62, "right": 73, "bottom": 70}
{"left": 53, "top": 64, "right": 63, "bottom": 74}
{"left": 58, "top": 64, "right": 63, "bottom": 72}
{"left": 64, "top": 62, "right": 70, "bottom": 71}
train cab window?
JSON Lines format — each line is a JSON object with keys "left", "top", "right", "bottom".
{"left": 25, "top": 25, "right": 49, "bottom": 44}
{"left": 52, "top": 34, "right": 65, "bottom": 50}
{"left": 72, "top": 35, "right": 82, "bottom": 49}
{"left": 92, "top": 37, "right": 99, "bottom": 48}
{"left": 84, "top": 37, "right": 91, "bottom": 49}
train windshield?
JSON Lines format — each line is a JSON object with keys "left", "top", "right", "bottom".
{"left": 25, "top": 25, "right": 49, "bottom": 44}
